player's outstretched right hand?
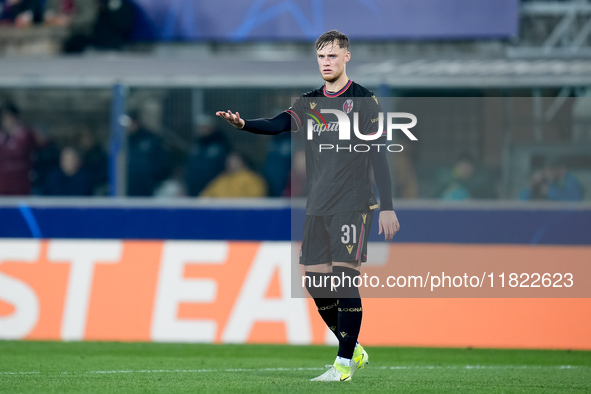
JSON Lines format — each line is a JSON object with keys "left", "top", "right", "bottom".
{"left": 216, "top": 110, "right": 245, "bottom": 129}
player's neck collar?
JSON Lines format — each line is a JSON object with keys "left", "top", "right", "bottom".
{"left": 323, "top": 79, "right": 352, "bottom": 98}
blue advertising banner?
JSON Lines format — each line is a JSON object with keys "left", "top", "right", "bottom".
{"left": 2, "top": 203, "right": 590, "bottom": 245}
{"left": 131, "top": 0, "right": 519, "bottom": 42}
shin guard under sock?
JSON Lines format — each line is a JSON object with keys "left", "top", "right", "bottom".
{"left": 304, "top": 272, "right": 338, "bottom": 337}
{"left": 332, "top": 266, "right": 362, "bottom": 360}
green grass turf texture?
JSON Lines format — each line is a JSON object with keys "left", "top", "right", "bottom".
{"left": 0, "top": 341, "right": 590, "bottom": 393}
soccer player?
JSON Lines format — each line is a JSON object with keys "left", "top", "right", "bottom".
{"left": 216, "top": 30, "right": 400, "bottom": 382}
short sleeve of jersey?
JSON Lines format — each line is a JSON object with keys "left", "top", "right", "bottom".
{"left": 359, "top": 94, "right": 384, "bottom": 137}
{"left": 285, "top": 96, "right": 306, "bottom": 132}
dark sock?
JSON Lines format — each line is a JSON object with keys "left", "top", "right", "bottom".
{"left": 304, "top": 272, "right": 338, "bottom": 337}
{"left": 333, "top": 266, "right": 363, "bottom": 360}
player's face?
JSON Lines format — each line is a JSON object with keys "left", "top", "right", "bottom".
{"left": 317, "top": 42, "right": 350, "bottom": 83}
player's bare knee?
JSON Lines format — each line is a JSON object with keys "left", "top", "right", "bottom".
{"left": 305, "top": 262, "right": 332, "bottom": 273}
{"left": 333, "top": 261, "right": 361, "bottom": 271}
{"left": 303, "top": 272, "right": 335, "bottom": 299}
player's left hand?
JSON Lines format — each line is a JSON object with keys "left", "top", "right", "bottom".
{"left": 378, "top": 210, "right": 400, "bottom": 241}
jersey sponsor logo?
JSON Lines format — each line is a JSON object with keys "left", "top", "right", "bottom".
{"left": 304, "top": 108, "right": 330, "bottom": 135}
{"left": 372, "top": 95, "right": 379, "bottom": 105}
{"left": 310, "top": 121, "right": 339, "bottom": 135}
{"left": 343, "top": 99, "right": 354, "bottom": 114}
{"left": 310, "top": 102, "right": 317, "bottom": 110}
{"left": 362, "top": 213, "right": 367, "bottom": 224}
{"left": 340, "top": 331, "right": 347, "bottom": 338}
{"left": 346, "top": 245, "right": 354, "bottom": 254}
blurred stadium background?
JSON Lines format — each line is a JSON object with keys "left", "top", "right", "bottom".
{"left": 1, "top": 0, "right": 590, "bottom": 354}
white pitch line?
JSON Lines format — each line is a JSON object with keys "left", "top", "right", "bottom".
{"left": 0, "top": 371, "right": 41, "bottom": 375}
{"left": 0, "top": 365, "right": 587, "bottom": 376}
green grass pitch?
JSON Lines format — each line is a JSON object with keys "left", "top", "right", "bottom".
{"left": 0, "top": 341, "right": 590, "bottom": 393}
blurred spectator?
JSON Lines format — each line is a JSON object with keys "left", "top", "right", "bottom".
{"left": 263, "top": 131, "right": 291, "bottom": 197}
{"left": 44, "top": 0, "right": 80, "bottom": 25}
{"left": 185, "top": 115, "right": 229, "bottom": 196}
{"left": 0, "top": 0, "right": 44, "bottom": 26}
{"left": 0, "top": 0, "right": 21, "bottom": 24}
{"left": 43, "top": 146, "right": 94, "bottom": 196}
{"left": 519, "top": 168, "right": 546, "bottom": 200}
{"left": 200, "top": 152, "right": 267, "bottom": 198}
{"left": 154, "top": 165, "right": 186, "bottom": 198}
{"left": 284, "top": 149, "right": 306, "bottom": 197}
{"left": 45, "top": 0, "right": 96, "bottom": 52}
{"left": 74, "top": 125, "right": 108, "bottom": 194}
{"left": 31, "top": 130, "right": 60, "bottom": 195}
{"left": 436, "top": 153, "right": 496, "bottom": 200}
{"left": 393, "top": 151, "right": 418, "bottom": 199}
{"left": 0, "top": 101, "right": 37, "bottom": 196}
{"left": 54, "top": 0, "right": 134, "bottom": 53}
{"left": 519, "top": 159, "right": 584, "bottom": 201}
{"left": 126, "top": 111, "right": 171, "bottom": 197}
{"left": 90, "top": 0, "right": 134, "bottom": 50}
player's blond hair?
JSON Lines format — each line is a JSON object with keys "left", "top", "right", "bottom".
{"left": 315, "top": 30, "right": 349, "bottom": 51}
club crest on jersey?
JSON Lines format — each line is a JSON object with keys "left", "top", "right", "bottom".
{"left": 343, "top": 99, "right": 354, "bottom": 114}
